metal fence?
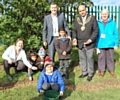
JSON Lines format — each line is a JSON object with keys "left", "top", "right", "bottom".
{"left": 59, "top": 5, "right": 120, "bottom": 33}
{"left": 0, "top": 5, "right": 120, "bottom": 45}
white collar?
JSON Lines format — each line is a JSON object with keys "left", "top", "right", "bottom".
{"left": 82, "top": 15, "right": 87, "bottom": 19}
{"left": 45, "top": 72, "right": 53, "bottom": 75}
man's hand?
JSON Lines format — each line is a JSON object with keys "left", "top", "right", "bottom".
{"left": 96, "top": 48, "right": 100, "bottom": 54}
{"left": 73, "top": 38, "right": 77, "bottom": 46}
{"left": 68, "top": 36, "right": 71, "bottom": 41}
{"left": 84, "top": 39, "right": 92, "bottom": 45}
{"left": 43, "top": 42, "right": 47, "bottom": 47}
{"left": 114, "top": 46, "right": 118, "bottom": 50}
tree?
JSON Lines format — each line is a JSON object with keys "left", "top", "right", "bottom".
{"left": 0, "top": 0, "right": 93, "bottom": 51}
{"left": 0, "top": 0, "right": 50, "bottom": 51}
{"left": 48, "top": 0, "right": 94, "bottom": 6}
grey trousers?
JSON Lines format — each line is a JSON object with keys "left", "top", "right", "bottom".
{"left": 98, "top": 48, "right": 114, "bottom": 72}
{"left": 48, "top": 36, "right": 57, "bottom": 62}
{"left": 42, "top": 82, "right": 60, "bottom": 92}
{"left": 78, "top": 48, "right": 94, "bottom": 76}
{"left": 59, "top": 59, "right": 69, "bottom": 75}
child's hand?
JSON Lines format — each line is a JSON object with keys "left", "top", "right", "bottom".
{"left": 41, "top": 62, "right": 44, "bottom": 64}
{"left": 32, "top": 66, "right": 38, "bottom": 70}
{"left": 40, "top": 90, "right": 44, "bottom": 94}
{"left": 60, "top": 91, "right": 63, "bottom": 96}
{"left": 62, "top": 51, "right": 66, "bottom": 56}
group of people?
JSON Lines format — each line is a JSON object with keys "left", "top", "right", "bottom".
{"left": 2, "top": 2, "right": 119, "bottom": 97}
{"left": 42, "top": 3, "right": 119, "bottom": 82}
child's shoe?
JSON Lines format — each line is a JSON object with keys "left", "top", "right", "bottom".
{"left": 28, "top": 74, "right": 33, "bottom": 81}
{"left": 65, "top": 72, "right": 69, "bottom": 79}
{"left": 65, "top": 67, "right": 69, "bottom": 79}
{"left": 29, "top": 76, "right": 33, "bottom": 81}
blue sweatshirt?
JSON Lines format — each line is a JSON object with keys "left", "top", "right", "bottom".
{"left": 37, "top": 67, "right": 65, "bottom": 92}
{"left": 96, "top": 18, "right": 119, "bottom": 48}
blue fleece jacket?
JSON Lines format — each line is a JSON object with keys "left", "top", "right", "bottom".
{"left": 96, "top": 18, "right": 119, "bottom": 48}
{"left": 37, "top": 67, "right": 65, "bottom": 92}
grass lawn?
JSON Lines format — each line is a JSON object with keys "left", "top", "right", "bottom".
{"left": 0, "top": 45, "right": 120, "bottom": 100}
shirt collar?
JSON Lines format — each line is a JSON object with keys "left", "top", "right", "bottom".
{"left": 82, "top": 15, "right": 87, "bottom": 19}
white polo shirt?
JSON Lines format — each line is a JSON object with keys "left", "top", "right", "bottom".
{"left": 52, "top": 15, "right": 59, "bottom": 36}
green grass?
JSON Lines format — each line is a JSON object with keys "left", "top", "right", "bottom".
{"left": 1, "top": 85, "right": 120, "bottom": 100}
{"left": 1, "top": 46, "right": 120, "bottom": 100}
{"left": 0, "top": 45, "right": 6, "bottom": 63}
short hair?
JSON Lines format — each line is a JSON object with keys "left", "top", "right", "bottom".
{"left": 15, "top": 38, "right": 24, "bottom": 45}
{"left": 101, "top": 9, "right": 109, "bottom": 14}
{"left": 59, "top": 28, "right": 66, "bottom": 32}
{"left": 30, "top": 52, "right": 37, "bottom": 57}
{"left": 29, "top": 50, "right": 37, "bottom": 57}
{"left": 50, "top": 2, "right": 57, "bottom": 7}
{"left": 59, "top": 28, "right": 67, "bottom": 36}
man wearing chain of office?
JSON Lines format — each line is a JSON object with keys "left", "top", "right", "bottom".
{"left": 72, "top": 4, "right": 98, "bottom": 81}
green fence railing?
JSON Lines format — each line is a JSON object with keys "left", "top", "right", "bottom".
{"left": 59, "top": 5, "right": 120, "bottom": 45}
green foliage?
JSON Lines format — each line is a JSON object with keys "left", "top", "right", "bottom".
{"left": 49, "top": 0, "right": 93, "bottom": 6}
{"left": 0, "top": 0, "right": 50, "bottom": 51}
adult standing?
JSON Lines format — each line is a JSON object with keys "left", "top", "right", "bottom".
{"left": 96, "top": 9, "right": 119, "bottom": 77}
{"left": 72, "top": 5, "right": 98, "bottom": 81}
{"left": 2, "top": 38, "right": 37, "bottom": 80}
{"left": 43, "top": 2, "right": 70, "bottom": 62}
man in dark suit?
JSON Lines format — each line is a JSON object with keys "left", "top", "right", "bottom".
{"left": 43, "top": 2, "right": 70, "bottom": 62}
{"left": 73, "top": 5, "right": 98, "bottom": 81}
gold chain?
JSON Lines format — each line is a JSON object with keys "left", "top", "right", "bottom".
{"left": 77, "top": 16, "right": 92, "bottom": 31}
{"left": 77, "top": 16, "right": 92, "bottom": 25}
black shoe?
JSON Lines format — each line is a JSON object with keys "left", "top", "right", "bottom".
{"left": 79, "top": 74, "right": 88, "bottom": 78}
{"left": 65, "top": 73, "right": 69, "bottom": 79}
{"left": 87, "top": 76, "right": 93, "bottom": 82}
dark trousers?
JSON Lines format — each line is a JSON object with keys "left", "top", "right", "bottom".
{"left": 59, "top": 59, "right": 69, "bottom": 75}
{"left": 42, "top": 82, "right": 60, "bottom": 92}
{"left": 48, "top": 36, "right": 57, "bottom": 62}
{"left": 78, "top": 48, "right": 94, "bottom": 77}
{"left": 98, "top": 48, "right": 114, "bottom": 72}
{"left": 3, "top": 60, "right": 26, "bottom": 75}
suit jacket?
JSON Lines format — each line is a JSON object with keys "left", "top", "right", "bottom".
{"left": 43, "top": 13, "right": 70, "bottom": 45}
{"left": 73, "top": 15, "right": 98, "bottom": 50}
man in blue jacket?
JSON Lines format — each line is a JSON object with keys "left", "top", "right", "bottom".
{"left": 96, "top": 9, "right": 119, "bottom": 77}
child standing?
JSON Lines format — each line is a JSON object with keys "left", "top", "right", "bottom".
{"left": 37, "top": 57, "right": 64, "bottom": 96}
{"left": 55, "top": 28, "right": 72, "bottom": 79}
{"left": 28, "top": 47, "right": 46, "bottom": 81}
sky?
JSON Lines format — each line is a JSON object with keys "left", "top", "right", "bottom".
{"left": 91, "top": 0, "right": 120, "bottom": 6}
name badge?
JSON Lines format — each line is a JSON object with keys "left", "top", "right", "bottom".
{"left": 101, "top": 33, "right": 106, "bottom": 38}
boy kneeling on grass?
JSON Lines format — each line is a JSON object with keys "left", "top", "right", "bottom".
{"left": 37, "top": 56, "right": 65, "bottom": 96}
{"left": 28, "top": 47, "right": 47, "bottom": 81}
